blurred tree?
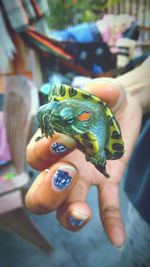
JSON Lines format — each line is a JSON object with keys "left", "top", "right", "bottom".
{"left": 47, "top": 0, "right": 122, "bottom": 29}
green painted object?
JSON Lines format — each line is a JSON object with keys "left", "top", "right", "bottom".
{"left": 37, "top": 83, "right": 124, "bottom": 178}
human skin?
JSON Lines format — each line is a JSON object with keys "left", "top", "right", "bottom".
{"left": 25, "top": 77, "right": 143, "bottom": 248}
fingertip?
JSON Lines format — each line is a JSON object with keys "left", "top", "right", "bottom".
{"left": 98, "top": 183, "right": 125, "bottom": 248}
{"left": 25, "top": 169, "right": 51, "bottom": 214}
{"left": 26, "top": 132, "right": 52, "bottom": 170}
{"left": 84, "top": 78, "right": 121, "bottom": 108}
{"left": 57, "top": 202, "right": 92, "bottom": 231}
{"left": 110, "top": 224, "right": 126, "bottom": 249}
{"left": 101, "top": 207, "right": 125, "bottom": 248}
{"left": 25, "top": 192, "right": 50, "bottom": 215}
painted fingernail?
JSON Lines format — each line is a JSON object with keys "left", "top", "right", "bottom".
{"left": 68, "top": 215, "right": 85, "bottom": 227}
{"left": 71, "top": 209, "right": 88, "bottom": 220}
{"left": 51, "top": 143, "right": 69, "bottom": 154}
{"left": 52, "top": 165, "right": 76, "bottom": 190}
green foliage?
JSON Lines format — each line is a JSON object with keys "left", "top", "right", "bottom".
{"left": 47, "top": 0, "right": 122, "bottom": 29}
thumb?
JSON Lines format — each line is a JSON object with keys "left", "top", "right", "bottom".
{"left": 84, "top": 78, "right": 126, "bottom": 112}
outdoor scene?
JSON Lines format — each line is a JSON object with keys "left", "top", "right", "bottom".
{"left": 0, "top": 1, "right": 150, "bottom": 267}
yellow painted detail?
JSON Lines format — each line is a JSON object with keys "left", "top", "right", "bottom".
{"left": 73, "top": 132, "right": 99, "bottom": 156}
{"left": 50, "top": 84, "right": 124, "bottom": 158}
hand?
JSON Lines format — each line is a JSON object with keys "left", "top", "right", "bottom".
{"left": 25, "top": 78, "right": 142, "bottom": 248}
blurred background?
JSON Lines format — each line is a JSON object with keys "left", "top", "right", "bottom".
{"left": 0, "top": 1, "right": 150, "bottom": 267}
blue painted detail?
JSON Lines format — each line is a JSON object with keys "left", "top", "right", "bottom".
{"left": 40, "top": 83, "right": 50, "bottom": 95}
{"left": 53, "top": 170, "right": 72, "bottom": 190}
{"left": 51, "top": 143, "right": 68, "bottom": 153}
{"left": 68, "top": 215, "right": 84, "bottom": 227}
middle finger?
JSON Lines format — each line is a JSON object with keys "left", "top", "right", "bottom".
{"left": 25, "top": 161, "right": 79, "bottom": 214}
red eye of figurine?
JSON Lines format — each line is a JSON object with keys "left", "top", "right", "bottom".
{"left": 77, "top": 111, "right": 91, "bottom": 121}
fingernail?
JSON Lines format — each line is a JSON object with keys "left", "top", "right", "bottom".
{"left": 68, "top": 209, "right": 88, "bottom": 227}
{"left": 52, "top": 165, "right": 76, "bottom": 191}
{"left": 51, "top": 143, "right": 69, "bottom": 154}
{"left": 71, "top": 209, "right": 88, "bottom": 220}
{"left": 68, "top": 215, "right": 85, "bottom": 227}
{"left": 111, "top": 227, "right": 125, "bottom": 249}
{"left": 113, "top": 244, "right": 125, "bottom": 251}
{"left": 50, "top": 136, "right": 76, "bottom": 154}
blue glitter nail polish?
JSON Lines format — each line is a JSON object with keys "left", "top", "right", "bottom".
{"left": 51, "top": 143, "right": 68, "bottom": 153}
{"left": 53, "top": 170, "right": 72, "bottom": 190}
{"left": 68, "top": 215, "right": 84, "bottom": 227}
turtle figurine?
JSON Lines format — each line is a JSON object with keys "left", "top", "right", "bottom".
{"left": 37, "top": 83, "right": 124, "bottom": 178}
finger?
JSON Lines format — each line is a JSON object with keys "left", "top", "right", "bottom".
{"left": 84, "top": 78, "right": 126, "bottom": 112}
{"left": 57, "top": 201, "right": 92, "bottom": 232}
{"left": 98, "top": 183, "right": 125, "bottom": 248}
{"left": 57, "top": 177, "right": 92, "bottom": 231}
{"left": 26, "top": 129, "right": 76, "bottom": 171}
{"left": 25, "top": 162, "right": 78, "bottom": 214}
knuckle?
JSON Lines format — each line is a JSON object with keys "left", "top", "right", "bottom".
{"left": 102, "top": 206, "right": 121, "bottom": 220}
{"left": 25, "top": 193, "right": 49, "bottom": 214}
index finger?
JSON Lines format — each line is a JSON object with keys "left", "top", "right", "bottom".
{"left": 26, "top": 129, "right": 76, "bottom": 171}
